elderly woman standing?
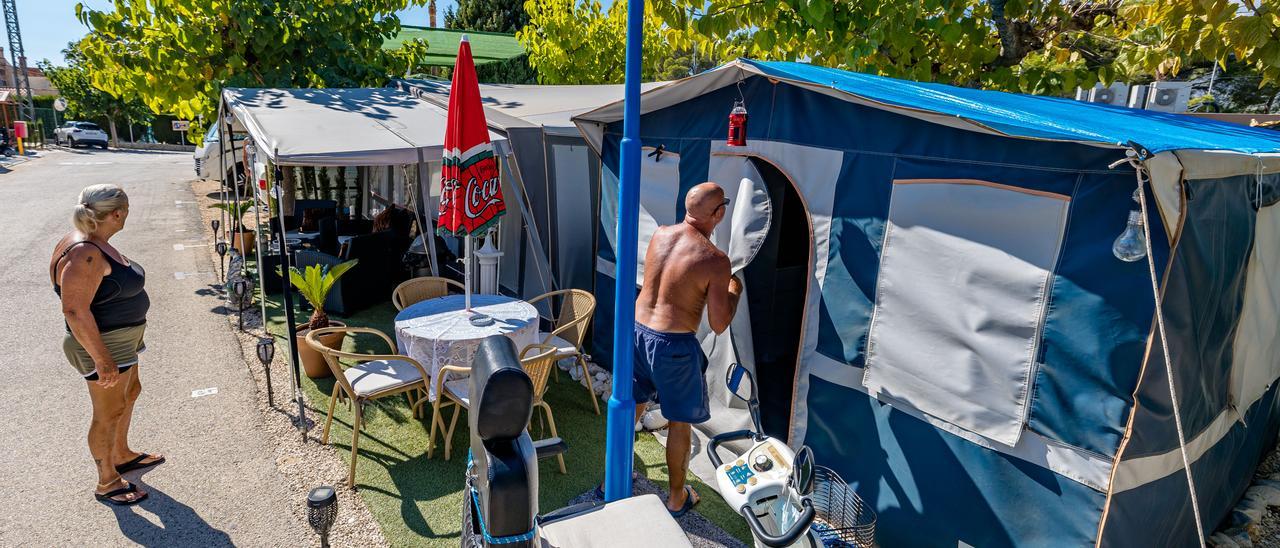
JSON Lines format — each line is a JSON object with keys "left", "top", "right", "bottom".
{"left": 50, "top": 184, "right": 163, "bottom": 506}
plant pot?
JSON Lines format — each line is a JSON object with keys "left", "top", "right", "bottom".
{"left": 296, "top": 320, "right": 345, "bottom": 379}
{"left": 231, "top": 229, "right": 256, "bottom": 256}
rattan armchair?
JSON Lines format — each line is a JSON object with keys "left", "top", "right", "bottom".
{"left": 304, "top": 326, "right": 431, "bottom": 488}
{"left": 521, "top": 344, "right": 567, "bottom": 474}
{"left": 528, "top": 289, "right": 600, "bottom": 414}
{"left": 392, "top": 276, "right": 465, "bottom": 311}
{"left": 428, "top": 344, "right": 567, "bottom": 473}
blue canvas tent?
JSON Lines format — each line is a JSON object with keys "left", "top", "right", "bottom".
{"left": 574, "top": 59, "right": 1280, "bottom": 546}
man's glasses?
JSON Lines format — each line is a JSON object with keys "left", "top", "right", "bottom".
{"left": 714, "top": 197, "right": 730, "bottom": 215}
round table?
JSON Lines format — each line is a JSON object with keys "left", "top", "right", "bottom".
{"left": 394, "top": 294, "right": 539, "bottom": 401}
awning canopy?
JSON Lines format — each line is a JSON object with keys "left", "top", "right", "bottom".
{"left": 221, "top": 87, "right": 506, "bottom": 166}
{"left": 395, "top": 78, "right": 667, "bottom": 133}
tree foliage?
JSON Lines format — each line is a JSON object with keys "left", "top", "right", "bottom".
{"left": 521, "top": 0, "right": 1280, "bottom": 95}
{"left": 518, "top": 0, "right": 680, "bottom": 84}
{"left": 445, "top": 0, "right": 528, "bottom": 33}
{"left": 75, "top": 0, "right": 430, "bottom": 141}
{"left": 38, "top": 43, "right": 152, "bottom": 144}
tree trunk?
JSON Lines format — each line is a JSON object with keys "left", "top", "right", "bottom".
{"left": 430, "top": 0, "right": 437, "bottom": 27}
{"left": 106, "top": 117, "right": 119, "bottom": 147}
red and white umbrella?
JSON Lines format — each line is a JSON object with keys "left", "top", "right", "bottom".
{"left": 438, "top": 35, "right": 506, "bottom": 316}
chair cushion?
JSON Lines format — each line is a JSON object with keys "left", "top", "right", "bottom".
{"left": 345, "top": 359, "right": 423, "bottom": 396}
{"left": 541, "top": 334, "right": 579, "bottom": 356}
{"left": 444, "top": 378, "right": 471, "bottom": 408}
{"left": 539, "top": 494, "right": 691, "bottom": 547}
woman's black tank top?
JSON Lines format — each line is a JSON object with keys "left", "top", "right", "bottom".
{"left": 53, "top": 240, "right": 150, "bottom": 331}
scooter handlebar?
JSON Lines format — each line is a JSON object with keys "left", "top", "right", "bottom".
{"left": 706, "top": 429, "right": 755, "bottom": 469}
{"left": 739, "top": 498, "right": 816, "bottom": 548}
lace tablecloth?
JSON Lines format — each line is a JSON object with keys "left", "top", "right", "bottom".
{"left": 394, "top": 294, "right": 538, "bottom": 401}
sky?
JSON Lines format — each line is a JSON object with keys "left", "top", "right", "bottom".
{"left": 11, "top": 0, "right": 461, "bottom": 67}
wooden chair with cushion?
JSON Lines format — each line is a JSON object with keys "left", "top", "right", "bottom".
{"left": 393, "top": 276, "right": 465, "bottom": 311}
{"left": 528, "top": 289, "right": 600, "bottom": 415}
{"left": 304, "top": 326, "right": 430, "bottom": 488}
{"left": 428, "top": 344, "right": 567, "bottom": 473}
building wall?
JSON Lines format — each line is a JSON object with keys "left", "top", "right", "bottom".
{"left": 0, "top": 47, "right": 58, "bottom": 96}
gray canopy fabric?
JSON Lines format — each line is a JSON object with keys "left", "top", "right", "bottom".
{"left": 221, "top": 87, "right": 507, "bottom": 166}
{"left": 394, "top": 79, "right": 667, "bottom": 133}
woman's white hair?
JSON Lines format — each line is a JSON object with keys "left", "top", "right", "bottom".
{"left": 73, "top": 184, "right": 129, "bottom": 234}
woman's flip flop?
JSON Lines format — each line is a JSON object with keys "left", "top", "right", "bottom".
{"left": 95, "top": 479, "right": 148, "bottom": 506}
{"left": 669, "top": 485, "right": 699, "bottom": 518}
{"left": 116, "top": 453, "right": 165, "bottom": 474}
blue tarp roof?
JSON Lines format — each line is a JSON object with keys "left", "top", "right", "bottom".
{"left": 745, "top": 59, "right": 1280, "bottom": 155}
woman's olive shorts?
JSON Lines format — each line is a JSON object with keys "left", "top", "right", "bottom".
{"left": 63, "top": 323, "right": 146, "bottom": 379}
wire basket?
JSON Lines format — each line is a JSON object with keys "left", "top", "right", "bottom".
{"left": 808, "top": 466, "right": 876, "bottom": 548}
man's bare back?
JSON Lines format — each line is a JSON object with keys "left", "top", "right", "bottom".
{"left": 636, "top": 223, "right": 729, "bottom": 333}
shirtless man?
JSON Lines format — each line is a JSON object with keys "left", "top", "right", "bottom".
{"left": 633, "top": 182, "right": 743, "bottom": 516}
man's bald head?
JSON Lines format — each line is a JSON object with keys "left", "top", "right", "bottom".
{"left": 686, "top": 182, "right": 727, "bottom": 219}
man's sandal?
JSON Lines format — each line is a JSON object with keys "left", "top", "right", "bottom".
{"left": 95, "top": 478, "right": 148, "bottom": 506}
{"left": 116, "top": 453, "right": 165, "bottom": 474}
{"left": 669, "top": 485, "right": 700, "bottom": 518}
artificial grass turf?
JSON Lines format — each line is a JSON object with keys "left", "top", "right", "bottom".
{"left": 259, "top": 292, "right": 753, "bottom": 547}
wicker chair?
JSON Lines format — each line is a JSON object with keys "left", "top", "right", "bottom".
{"left": 528, "top": 289, "right": 600, "bottom": 415}
{"left": 304, "top": 327, "right": 431, "bottom": 488}
{"left": 521, "top": 344, "right": 567, "bottom": 474}
{"left": 392, "top": 276, "right": 464, "bottom": 311}
{"left": 429, "top": 344, "right": 566, "bottom": 473}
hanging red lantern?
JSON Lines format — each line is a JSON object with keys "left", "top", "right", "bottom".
{"left": 727, "top": 100, "right": 748, "bottom": 146}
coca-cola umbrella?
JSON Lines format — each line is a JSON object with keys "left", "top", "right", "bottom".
{"left": 438, "top": 35, "right": 506, "bottom": 324}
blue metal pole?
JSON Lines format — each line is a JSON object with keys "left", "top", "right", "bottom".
{"left": 604, "top": 0, "right": 645, "bottom": 503}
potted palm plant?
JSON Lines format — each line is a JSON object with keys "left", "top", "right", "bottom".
{"left": 285, "top": 259, "right": 359, "bottom": 378}
{"left": 209, "top": 201, "right": 256, "bottom": 255}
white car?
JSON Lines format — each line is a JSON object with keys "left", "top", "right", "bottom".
{"left": 54, "top": 121, "right": 110, "bottom": 149}
{"left": 194, "top": 124, "right": 248, "bottom": 187}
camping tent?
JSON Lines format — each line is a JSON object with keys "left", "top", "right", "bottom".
{"left": 575, "top": 59, "right": 1280, "bottom": 546}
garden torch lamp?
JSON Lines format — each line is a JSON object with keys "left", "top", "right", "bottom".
{"left": 231, "top": 279, "right": 251, "bottom": 330}
{"left": 211, "top": 218, "right": 221, "bottom": 238}
{"left": 306, "top": 485, "right": 338, "bottom": 548}
{"left": 214, "top": 240, "right": 229, "bottom": 281}
{"left": 256, "top": 337, "right": 275, "bottom": 405}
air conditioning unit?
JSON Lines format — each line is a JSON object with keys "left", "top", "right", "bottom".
{"left": 1086, "top": 82, "right": 1130, "bottom": 106}
{"left": 1145, "top": 81, "right": 1192, "bottom": 113}
{"left": 1127, "top": 85, "right": 1150, "bottom": 109}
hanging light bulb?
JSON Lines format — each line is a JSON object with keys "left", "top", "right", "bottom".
{"left": 1112, "top": 210, "right": 1147, "bottom": 262}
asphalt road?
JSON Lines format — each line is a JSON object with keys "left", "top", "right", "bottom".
{"left": 0, "top": 148, "right": 309, "bottom": 546}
